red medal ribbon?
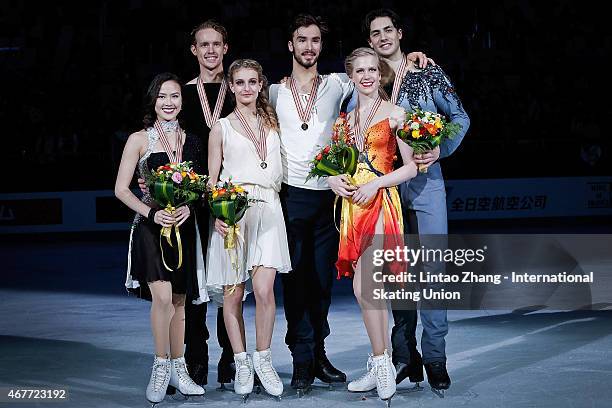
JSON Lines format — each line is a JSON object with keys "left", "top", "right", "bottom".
{"left": 391, "top": 55, "right": 409, "bottom": 105}
{"left": 289, "top": 75, "right": 320, "bottom": 128}
{"left": 233, "top": 109, "right": 267, "bottom": 165}
{"left": 154, "top": 120, "right": 183, "bottom": 163}
{"left": 196, "top": 77, "right": 228, "bottom": 129}
{"left": 354, "top": 97, "right": 382, "bottom": 151}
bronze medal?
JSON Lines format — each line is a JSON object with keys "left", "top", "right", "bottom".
{"left": 234, "top": 109, "right": 268, "bottom": 169}
{"left": 290, "top": 76, "right": 320, "bottom": 131}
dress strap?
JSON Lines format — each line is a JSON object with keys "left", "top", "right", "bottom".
{"left": 140, "top": 127, "right": 159, "bottom": 164}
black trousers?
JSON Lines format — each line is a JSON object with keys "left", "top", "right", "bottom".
{"left": 184, "top": 206, "right": 232, "bottom": 367}
{"left": 390, "top": 208, "right": 420, "bottom": 364}
{"left": 280, "top": 184, "right": 338, "bottom": 363}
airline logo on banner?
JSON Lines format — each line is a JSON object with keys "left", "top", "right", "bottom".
{"left": 445, "top": 177, "right": 612, "bottom": 219}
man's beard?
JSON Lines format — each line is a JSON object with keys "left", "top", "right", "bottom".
{"left": 293, "top": 50, "right": 318, "bottom": 68}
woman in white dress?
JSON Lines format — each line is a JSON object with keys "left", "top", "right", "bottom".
{"left": 207, "top": 59, "right": 291, "bottom": 399}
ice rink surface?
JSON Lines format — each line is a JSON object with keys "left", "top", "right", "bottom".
{"left": 1, "top": 233, "right": 611, "bottom": 407}
{"left": 1, "top": 289, "right": 611, "bottom": 408}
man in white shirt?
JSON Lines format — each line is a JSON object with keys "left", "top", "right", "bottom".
{"left": 269, "top": 13, "right": 430, "bottom": 393}
{"left": 269, "top": 14, "right": 352, "bottom": 392}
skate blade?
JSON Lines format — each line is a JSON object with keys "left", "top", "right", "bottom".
{"left": 348, "top": 389, "right": 377, "bottom": 401}
{"left": 397, "top": 382, "right": 424, "bottom": 395}
{"left": 240, "top": 393, "right": 251, "bottom": 404}
{"left": 431, "top": 387, "right": 446, "bottom": 398}
{"left": 170, "top": 392, "right": 188, "bottom": 401}
{"left": 217, "top": 383, "right": 230, "bottom": 392}
{"left": 171, "top": 391, "right": 205, "bottom": 401}
{"left": 312, "top": 381, "right": 345, "bottom": 391}
{"left": 382, "top": 396, "right": 394, "bottom": 407}
{"left": 295, "top": 386, "right": 312, "bottom": 398}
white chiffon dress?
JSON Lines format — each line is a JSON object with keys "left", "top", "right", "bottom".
{"left": 206, "top": 118, "right": 291, "bottom": 304}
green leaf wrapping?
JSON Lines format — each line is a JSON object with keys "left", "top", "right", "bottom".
{"left": 341, "top": 145, "right": 359, "bottom": 176}
{"left": 209, "top": 196, "right": 248, "bottom": 226}
{"left": 152, "top": 180, "right": 175, "bottom": 207}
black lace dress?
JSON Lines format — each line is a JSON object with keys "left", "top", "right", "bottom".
{"left": 126, "top": 129, "right": 204, "bottom": 302}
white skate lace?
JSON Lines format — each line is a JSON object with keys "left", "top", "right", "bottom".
{"left": 175, "top": 359, "right": 198, "bottom": 387}
{"left": 236, "top": 357, "right": 253, "bottom": 385}
{"left": 258, "top": 353, "right": 280, "bottom": 384}
{"left": 375, "top": 357, "right": 390, "bottom": 389}
{"left": 354, "top": 355, "right": 374, "bottom": 384}
{"left": 151, "top": 359, "right": 169, "bottom": 391}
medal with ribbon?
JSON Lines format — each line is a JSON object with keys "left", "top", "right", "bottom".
{"left": 290, "top": 75, "right": 320, "bottom": 131}
{"left": 234, "top": 109, "right": 268, "bottom": 169}
{"left": 390, "top": 54, "right": 410, "bottom": 105}
{"left": 353, "top": 96, "right": 382, "bottom": 152}
{"left": 196, "top": 77, "right": 228, "bottom": 129}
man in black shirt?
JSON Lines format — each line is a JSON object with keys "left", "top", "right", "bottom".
{"left": 182, "top": 20, "right": 235, "bottom": 388}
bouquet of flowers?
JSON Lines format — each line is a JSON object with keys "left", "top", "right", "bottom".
{"left": 306, "top": 113, "right": 359, "bottom": 183}
{"left": 396, "top": 109, "right": 462, "bottom": 173}
{"left": 207, "top": 179, "right": 252, "bottom": 250}
{"left": 208, "top": 179, "right": 263, "bottom": 293}
{"left": 146, "top": 161, "right": 207, "bottom": 271}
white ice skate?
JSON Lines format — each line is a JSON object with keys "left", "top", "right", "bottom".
{"left": 146, "top": 355, "right": 171, "bottom": 404}
{"left": 169, "top": 356, "right": 205, "bottom": 397}
{"left": 253, "top": 348, "right": 283, "bottom": 399}
{"left": 372, "top": 350, "right": 396, "bottom": 406}
{"left": 348, "top": 354, "right": 376, "bottom": 393}
{"left": 234, "top": 352, "right": 254, "bottom": 401}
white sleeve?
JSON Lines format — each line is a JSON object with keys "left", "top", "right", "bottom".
{"left": 269, "top": 84, "right": 280, "bottom": 109}
{"left": 334, "top": 73, "right": 354, "bottom": 99}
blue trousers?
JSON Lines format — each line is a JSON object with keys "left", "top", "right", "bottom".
{"left": 393, "top": 179, "right": 449, "bottom": 364}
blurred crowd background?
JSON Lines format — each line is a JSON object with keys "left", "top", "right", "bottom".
{"left": 2, "top": 0, "right": 609, "bottom": 192}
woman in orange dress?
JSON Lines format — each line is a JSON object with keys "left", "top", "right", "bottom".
{"left": 327, "top": 47, "right": 417, "bottom": 403}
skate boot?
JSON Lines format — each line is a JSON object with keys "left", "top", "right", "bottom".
{"left": 347, "top": 354, "right": 376, "bottom": 393}
{"left": 169, "top": 356, "right": 205, "bottom": 397}
{"left": 233, "top": 352, "right": 254, "bottom": 401}
{"left": 372, "top": 350, "right": 396, "bottom": 405}
{"left": 253, "top": 348, "right": 283, "bottom": 398}
{"left": 314, "top": 349, "right": 346, "bottom": 386}
{"left": 218, "top": 350, "right": 236, "bottom": 388}
{"left": 146, "top": 355, "right": 171, "bottom": 404}
{"left": 291, "top": 360, "right": 314, "bottom": 397}
{"left": 186, "top": 361, "right": 208, "bottom": 386}
{"left": 425, "top": 361, "right": 450, "bottom": 397}
{"left": 395, "top": 349, "right": 424, "bottom": 386}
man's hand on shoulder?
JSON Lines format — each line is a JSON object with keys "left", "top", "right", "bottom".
{"left": 406, "top": 51, "right": 436, "bottom": 69}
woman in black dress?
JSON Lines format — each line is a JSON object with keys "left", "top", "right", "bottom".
{"left": 115, "top": 73, "right": 205, "bottom": 403}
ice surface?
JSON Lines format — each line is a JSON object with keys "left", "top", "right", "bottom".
{"left": 1, "top": 289, "right": 611, "bottom": 408}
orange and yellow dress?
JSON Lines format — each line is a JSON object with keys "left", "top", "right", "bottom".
{"left": 336, "top": 118, "right": 405, "bottom": 279}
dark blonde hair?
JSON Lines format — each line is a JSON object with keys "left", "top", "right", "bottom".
{"left": 344, "top": 47, "right": 391, "bottom": 100}
{"left": 191, "top": 19, "right": 228, "bottom": 45}
{"left": 227, "top": 59, "right": 279, "bottom": 131}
